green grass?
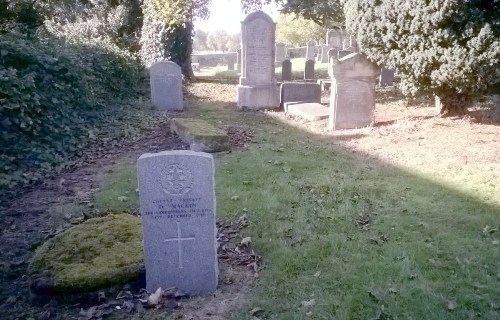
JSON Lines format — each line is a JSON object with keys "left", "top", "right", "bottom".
{"left": 94, "top": 161, "right": 138, "bottom": 213}
{"left": 93, "top": 82, "right": 499, "bottom": 319}
{"left": 214, "top": 118, "right": 499, "bottom": 320}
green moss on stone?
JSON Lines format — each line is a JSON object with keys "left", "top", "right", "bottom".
{"left": 29, "top": 214, "right": 144, "bottom": 294}
{"left": 171, "top": 118, "right": 230, "bottom": 152}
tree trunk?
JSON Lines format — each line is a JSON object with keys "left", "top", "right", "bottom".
{"left": 434, "top": 92, "right": 471, "bottom": 117}
{"left": 169, "top": 21, "right": 194, "bottom": 80}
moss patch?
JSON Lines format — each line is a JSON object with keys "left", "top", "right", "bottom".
{"left": 29, "top": 214, "right": 143, "bottom": 295}
{"left": 171, "top": 118, "right": 230, "bottom": 152}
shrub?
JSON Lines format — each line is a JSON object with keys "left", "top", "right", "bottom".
{"left": 0, "top": 30, "right": 142, "bottom": 191}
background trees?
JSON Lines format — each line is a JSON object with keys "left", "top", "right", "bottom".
{"left": 275, "top": 13, "right": 326, "bottom": 47}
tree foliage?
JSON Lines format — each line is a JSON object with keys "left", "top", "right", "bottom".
{"left": 240, "top": 0, "right": 344, "bottom": 27}
{"left": 344, "top": 0, "right": 500, "bottom": 115}
{"left": 275, "top": 13, "right": 326, "bottom": 47}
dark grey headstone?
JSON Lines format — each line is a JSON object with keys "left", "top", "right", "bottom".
{"left": 304, "top": 59, "right": 315, "bottom": 80}
{"left": 379, "top": 67, "right": 395, "bottom": 87}
{"left": 280, "top": 82, "right": 321, "bottom": 106}
{"left": 137, "top": 151, "right": 218, "bottom": 295}
{"left": 282, "top": 59, "right": 292, "bottom": 81}
{"left": 338, "top": 50, "right": 352, "bottom": 59}
{"left": 150, "top": 61, "right": 183, "bottom": 111}
{"left": 306, "top": 40, "right": 316, "bottom": 60}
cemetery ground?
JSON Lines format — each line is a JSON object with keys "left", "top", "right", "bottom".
{"left": 0, "top": 65, "right": 499, "bottom": 319}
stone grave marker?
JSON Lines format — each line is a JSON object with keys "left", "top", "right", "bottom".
{"left": 349, "top": 35, "right": 359, "bottom": 53}
{"left": 338, "top": 50, "right": 352, "bottom": 59}
{"left": 275, "top": 43, "right": 286, "bottom": 64}
{"left": 137, "top": 150, "right": 218, "bottom": 294}
{"left": 379, "top": 67, "right": 395, "bottom": 87}
{"left": 329, "top": 53, "right": 380, "bottom": 130}
{"left": 282, "top": 59, "right": 292, "bottom": 81}
{"left": 150, "top": 61, "right": 183, "bottom": 111}
{"left": 306, "top": 40, "right": 316, "bottom": 60}
{"left": 320, "top": 45, "right": 329, "bottom": 63}
{"left": 327, "top": 30, "right": 343, "bottom": 49}
{"left": 237, "top": 10, "right": 279, "bottom": 110}
{"left": 304, "top": 59, "right": 315, "bottom": 80}
{"left": 280, "top": 82, "right": 321, "bottom": 108}
{"left": 236, "top": 48, "right": 241, "bottom": 71}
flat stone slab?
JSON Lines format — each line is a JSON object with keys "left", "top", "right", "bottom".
{"left": 170, "top": 118, "right": 230, "bottom": 152}
{"left": 286, "top": 102, "right": 330, "bottom": 121}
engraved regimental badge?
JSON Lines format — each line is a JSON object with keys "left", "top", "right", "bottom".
{"left": 157, "top": 164, "right": 194, "bottom": 195}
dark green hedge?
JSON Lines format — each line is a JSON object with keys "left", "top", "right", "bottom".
{"left": 0, "top": 31, "right": 142, "bottom": 191}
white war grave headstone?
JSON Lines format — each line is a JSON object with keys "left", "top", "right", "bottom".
{"left": 237, "top": 11, "right": 279, "bottom": 110}
{"left": 329, "top": 53, "right": 380, "bottom": 130}
{"left": 137, "top": 150, "right": 218, "bottom": 295}
{"left": 150, "top": 61, "right": 183, "bottom": 111}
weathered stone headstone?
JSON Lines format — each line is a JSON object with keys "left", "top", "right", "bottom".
{"left": 320, "top": 45, "right": 329, "bottom": 63}
{"left": 237, "top": 11, "right": 279, "bottom": 110}
{"left": 379, "top": 67, "right": 395, "bottom": 87}
{"left": 137, "top": 151, "right": 218, "bottom": 295}
{"left": 280, "top": 82, "right": 321, "bottom": 107}
{"left": 236, "top": 48, "right": 241, "bottom": 71}
{"left": 150, "top": 61, "right": 183, "bottom": 111}
{"left": 326, "top": 30, "right": 343, "bottom": 49}
{"left": 327, "top": 49, "right": 338, "bottom": 77}
{"left": 275, "top": 43, "right": 286, "bottom": 64}
{"left": 304, "top": 59, "right": 315, "bottom": 80}
{"left": 281, "top": 59, "right": 292, "bottom": 81}
{"left": 329, "top": 53, "right": 380, "bottom": 130}
{"left": 306, "top": 40, "right": 316, "bottom": 60}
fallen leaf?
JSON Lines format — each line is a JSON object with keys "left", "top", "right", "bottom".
{"left": 241, "top": 237, "right": 252, "bottom": 246}
{"left": 301, "top": 299, "right": 316, "bottom": 308}
{"left": 230, "top": 195, "right": 240, "bottom": 201}
{"left": 148, "top": 287, "right": 163, "bottom": 305}
{"left": 117, "top": 196, "right": 128, "bottom": 202}
{"left": 388, "top": 287, "right": 398, "bottom": 294}
{"left": 314, "top": 271, "right": 321, "bottom": 277}
{"left": 447, "top": 300, "right": 457, "bottom": 310}
{"left": 250, "top": 307, "right": 264, "bottom": 316}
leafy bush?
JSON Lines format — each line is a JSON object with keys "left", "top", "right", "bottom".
{"left": 0, "top": 30, "right": 142, "bottom": 191}
{"left": 343, "top": 0, "right": 500, "bottom": 115}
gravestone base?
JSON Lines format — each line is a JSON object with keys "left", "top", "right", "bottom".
{"left": 237, "top": 84, "right": 279, "bottom": 110}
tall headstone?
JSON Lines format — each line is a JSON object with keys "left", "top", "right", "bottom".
{"left": 282, "top": 59, "right": 292, "bottom": 81}
{"left": 329, "top": 53, "right": 380, "bottom": 130}
{"left": 150, "top": 61, "right": 183, "bottom": 111}
{"left": 237, "top": 11, "right": 279, "bottom": 110}
{"left": 137, "top": 150, "right": 218, "bottom": 295}
{"left": 304, "top": 59, "right": 315, "bottom": 80}
{"left": 306, "top": 40, "right": 316, "bottom": 60}
{"left": 327, "top": 49, "right": 338, "bottom": 77}
{"left": 379, "top": 67, "right": 395, "bottom": 87}
{"left": 275, "top": 43, "right": 286, "bottom": 64}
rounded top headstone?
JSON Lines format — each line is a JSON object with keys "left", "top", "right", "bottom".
{"left": 242, "top": 10, "right": 274, "bottom": 25}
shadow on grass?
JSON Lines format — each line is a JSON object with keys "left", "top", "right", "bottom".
{"left": 183, "top": 96, "right": 500, "bottom": 320}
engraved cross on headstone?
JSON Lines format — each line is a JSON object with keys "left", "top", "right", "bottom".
{"left": 164, "top": 222, "right": 195, "bottom": 269}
